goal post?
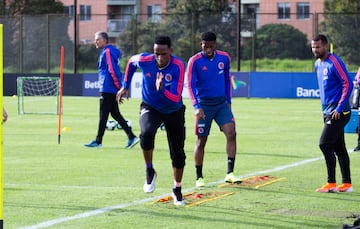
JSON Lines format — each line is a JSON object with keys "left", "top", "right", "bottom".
{"left": 17, "top": 76, "right": 60, "bottom": 115}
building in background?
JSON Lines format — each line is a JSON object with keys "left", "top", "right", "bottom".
{"left": 258, "top": 0, "right": 324, "bottom": 40}
{"left": 59, "top": 0, "right": 324, "bottom": 44}
{"left": 60, "top": 0, "right": 167, "bottom": 44}
{"left": 236, "top": 0, "right": 324, "bottom": 40}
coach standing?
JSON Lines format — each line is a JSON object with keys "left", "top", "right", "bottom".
{"left": 311, "top": 34, "right": 353, "bottom": 193}
{"left": 84, "top": 32, "right": 139, "bottom": 149}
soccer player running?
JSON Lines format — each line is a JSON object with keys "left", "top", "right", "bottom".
{"left": 116, "top": 36, "right": 186, "bottom": 206}
{"left": 84, "top": 31, "right": 139, "bottom": 149}
{"left": 187, "top": 31, "right": 241, "bottom": 188}
{"left": 311, "top": 34, "right": 353, "bottom": 193}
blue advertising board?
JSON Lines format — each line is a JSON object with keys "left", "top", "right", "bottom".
{"left": 231, "top": 72, "right": 250, "bottom": 97}
{"left": 4, "top": 72, "right": 357, "bottom": 97}
{"left": 82, "top": 73, "right": 100, "bottom": 96}
{"left": 249, "top": 72, "right": 319, "bottom": 98}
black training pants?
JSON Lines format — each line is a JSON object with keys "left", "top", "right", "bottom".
{"left": 96, "top": 92, "right": 135, "bottom": 143}
{"left": 139, "top": 102, "right": 186, "bottom": 169}
{"left": 319, "top": 112, "right": 351, "bottom": 184}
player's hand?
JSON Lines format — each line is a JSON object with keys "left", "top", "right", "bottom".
{"left": 116, "top": 88, "right": 129, "bottom": 104}
{"left": 2, "top": 108, "right": 8, "bottom": 123}
{"left": 195, "top": 108, "right": 205, "bottom": 120}
{"left": 156, "top": 72, "right": 163, "bottom": 91}
{"left": 331, "top": 110, "right": 341, "bottom": 120}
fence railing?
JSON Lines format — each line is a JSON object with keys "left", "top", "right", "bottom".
{"left": 0, "top": 12, "right": 358, "bottom": 74}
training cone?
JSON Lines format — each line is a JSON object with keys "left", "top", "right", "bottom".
{"left": 62, "top": 127, "right": 70, "bottom": 132}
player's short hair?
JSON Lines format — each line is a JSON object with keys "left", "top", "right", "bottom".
{"left": 154, "top": 35, "right": 172, "bottom": 48}
{"left": 201, "top": 32, "right": 217, "bottom": 42}
{"left": 312, "top": 34, "right": 328, "bottom": 44}
{"left": 95, "top": 31, "right": 109, "bottom": 43}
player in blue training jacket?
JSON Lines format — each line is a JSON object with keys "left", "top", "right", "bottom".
{"left": 187, "top": 31, "right": 241, "bottom": 188}
{"left": 311, "top": 34, "right": 353, "bottom": 193}
{"left": 116, "top": 36, "right": 186, "bottom": 206}
{"left": 84, "top": 31, "right": 139, "bottom": 149}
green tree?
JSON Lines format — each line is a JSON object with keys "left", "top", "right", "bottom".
{"left": 242, "top": 24, "right": 311, "bottom": 60}
{"left": 1, "top": 0, "right": 64, "bottom": 15}
{"left": 119, "top": 0, "right": 236, "bottom": 62}
{"left": 322, "top": 0, "right": 360, "bottom": 65}
{"left": 166, "top": 0, "right": 236, "bottom": 60}
{"left": 78, "top": 44, "right": 99, "bottom": 71}
{"left": 0, "top": 0, "right": 72, "bottom": 73}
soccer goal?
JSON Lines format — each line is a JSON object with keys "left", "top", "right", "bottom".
{"left": 17, "top": 76, "right": 60, "bottom": 114}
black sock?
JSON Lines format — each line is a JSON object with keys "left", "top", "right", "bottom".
{"left": 146, "top": 167, "right": 155, "bottom": 184}
{"left": 227, "top": 157, "right": 235, "bottom": 174}
{"left": 173, "top": 186, "right": 183, "bottom": 201}
{"left": 196, "top": 165, "right": 203, "bottom": 180}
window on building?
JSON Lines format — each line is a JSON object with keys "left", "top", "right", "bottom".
{"left": 121, "top": 5, "right": 135, "bottom": 21}
{"left": 147, "top": 4, "right": 161, "bottom": 23}
{"left": 277, "top": 2, "right": 290, "bottom": 19}
{"left": 64, "top": 5, "right": 74, "bottom": 18}
{"left": 240, "top": 4, "right": 259, "bottom": 31}
{"left": 80, "top": 5, "right": 91, "bottom": 21}
{"left": 297, "top": 2, "right": 310, "bottom": 19}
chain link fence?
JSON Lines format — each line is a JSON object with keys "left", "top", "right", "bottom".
{"left": 0, "top": 12, "right": 359, "bottom": 74}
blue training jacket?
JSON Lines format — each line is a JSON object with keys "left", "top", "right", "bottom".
{"left": 123, "top": 53, "right": 185, "bottom": 114}
{"left": 98, "top": 44, "right": 122, "bottom": 94}
{"left": 315, "top": 53, "right": 353, "bottom": 115}
{"left": 187, "top": 50, "right": 232, "bottom": 109}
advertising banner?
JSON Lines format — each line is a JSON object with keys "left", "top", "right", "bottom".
{"left": 231, "top": 72, "right": 250, "bottom": 97}
{"left": 82, "top": 74, "right": 100, "bottom": 96}
{"left": 249, "top": 72, "right": 319, "bottom": 98}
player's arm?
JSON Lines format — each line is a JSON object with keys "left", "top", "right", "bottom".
{"left": 2, "top": 107, "right": 8, "bottom": 123}
{"left": 122, "top": 54, "right": 141, "bottom": 90}
{"left": 355, "top": 67, "right": 360, "bottom": 84}
{"left": 187, "top": 57, "right": 205, "bottom": 120}
{"left": 117, "top": 54, "right": 140, "bottom": 103}
{"left": 161, "top": 58, "right": 185, "bottom": 103}
{"left": 105, "top": 48, "right": 121, "bottom": 90}
{"left": 187, "top": 57, "right": 200, "bottom": 109}
{"left": 223, "top": 54, "right": 232, "bottom": 106}
{"left": 332, "top": 59, "right": 353, "bottom": 118}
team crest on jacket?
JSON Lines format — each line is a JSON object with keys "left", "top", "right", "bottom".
{"left": 323, "top": 68, "right": 328, "bottom": 76}
{"left": 165, "top": 73, "right": 172, "bottom": 82}
{"left": 218, "top": 62, "right": 224, "bottom": 70}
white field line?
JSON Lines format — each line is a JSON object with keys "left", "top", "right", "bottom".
{"left": 18, "top": 155, "right": 328, "bottom": 229}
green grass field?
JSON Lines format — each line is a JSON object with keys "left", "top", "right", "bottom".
{"left": 2, "top": 96, "right": 360, "bottom": 228}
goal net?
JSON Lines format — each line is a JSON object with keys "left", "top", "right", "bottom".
{"left": 17, "top": 76, "right": 60, "bottom": 114}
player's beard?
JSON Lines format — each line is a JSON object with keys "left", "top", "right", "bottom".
{"left": 313, "top": 51, "right": 324, "bottom": 60}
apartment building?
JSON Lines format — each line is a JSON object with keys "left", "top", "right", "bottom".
{"left": 59, "top": 0, "right": 324, "bottom": 44}
{"left": 258, "top": 0, "right": 324, "bottom": 40}
{"left": 60, "top": 0, "right": 167, "bottom": 44}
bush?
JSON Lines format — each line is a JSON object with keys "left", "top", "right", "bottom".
{"left": 78, "top": 44, "right": 99, "bottom": 71}
{"left": 242, "top": 24, "right": 312, "bottom": 60}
